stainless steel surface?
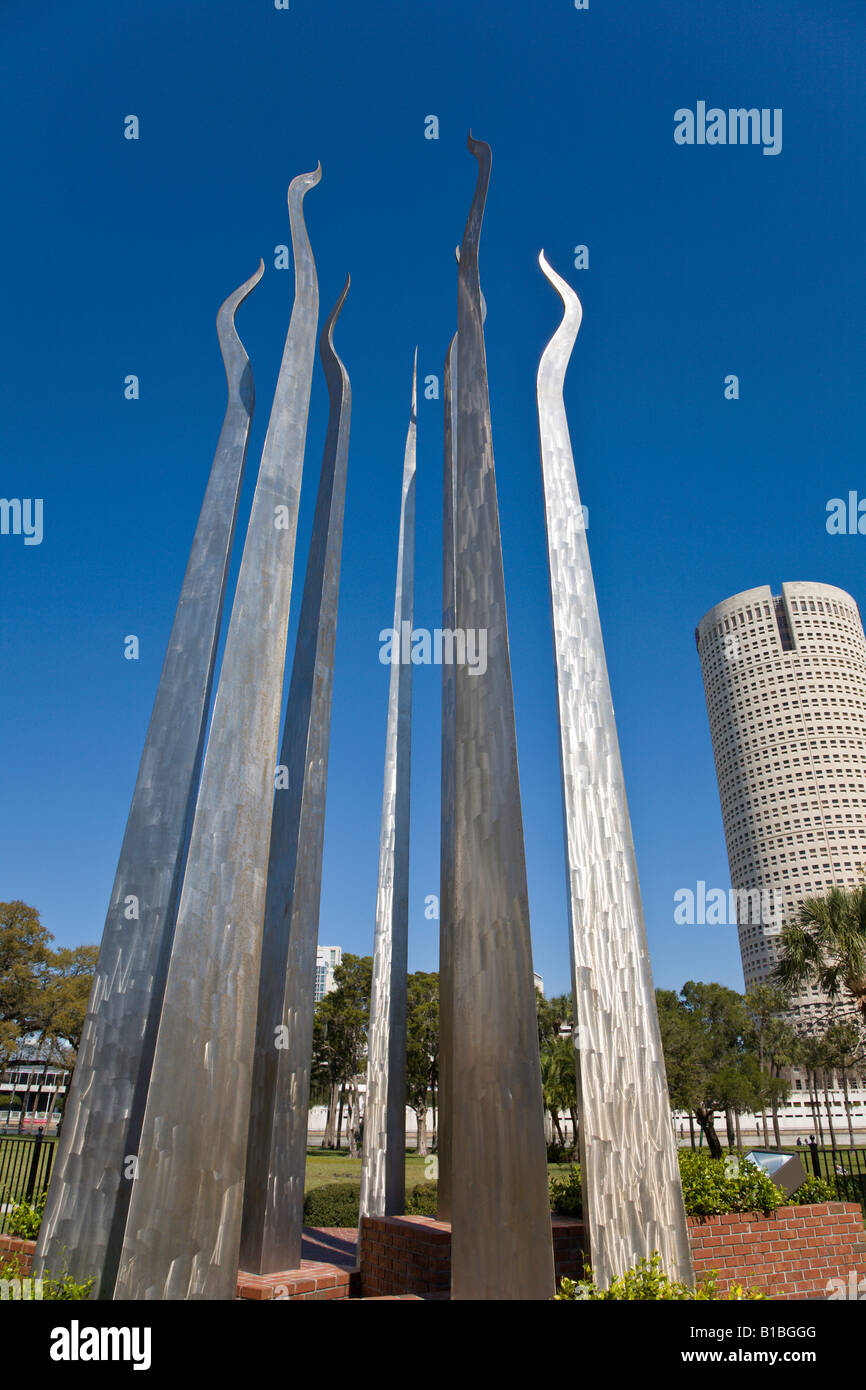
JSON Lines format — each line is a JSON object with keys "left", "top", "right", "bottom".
{"left": 113, "top": 167, "right": 321, "bottom": 1300}
{"left": 240, "top": 275, "right": 351, "bottom": 1275}
{"left": 438, "top": 257, "right": 485, "bottom": 1227}
{"left": 33, "top": 261, "right": 265, "bottom": 1298}
{"left": 437, "top": 328, "right": 456, "bottom": 1225}
{"left": 359, "top": 353, "right": 417, "bottom": 1221}
{"left": 450, "top": 136, "right": 555, "bottom": 1300}
{"left": 536, "top": 250, "right": 693, "bottom": 1288}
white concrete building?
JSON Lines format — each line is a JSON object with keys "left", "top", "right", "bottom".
{"left": 315, "top": 945, "right": 342, "bottom": 1002}
{"left": 695, "top": 581, "right": 866, "bottom": 1021}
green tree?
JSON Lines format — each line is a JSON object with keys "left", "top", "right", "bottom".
{"left": 762, "top": 1016, "right": 796, "bottom": 1149}
{"left": 745, "top": 983, "right": 790, "bottom": 1146}
{"left": 0, "top": 903, "right": 96, "bottom": 1072}
{"left": 822, "top": 1018, "right": 865, "bottom": 1149}
{"left": 794, "top": 1032, "right": 828, "bottom": 1145}
{"left": 0, "top": 901, "right": 54, "bottom": 1063}
{"left": 312, "top": 954, "right": 372, "bottom": 1154}
{"left": 536, "top": 990, "right": 577, "bottom": 1147}
{"left": 541, "top": 1035, "right": 577, "bottom": 1149}
{"left": 713, "top": 1056, "right": 766, "bottom": 1149}
{"left": 405, "top": 971, "right": 438, "bottom": 1156}
{"left": 36, "top": 944, "right": 99, "bottom": 1063}
{"left": 657, "top": 982, "right": 755, "bottom": 1159}
{"left": 774, "top": 885, "right": 866, "bottom": 1025}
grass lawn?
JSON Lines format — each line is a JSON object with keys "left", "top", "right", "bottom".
{"left": 304, "top": 1148, "right": 579, "bottom": 1194}
{"left": 304, "top": 1149, "right": 433, "bottom": 1192}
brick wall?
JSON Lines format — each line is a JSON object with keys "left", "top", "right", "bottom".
{"left": 552, "top": 1214, "right": 588, "bottom": 1280}
{"left": 359, "top": 1204, "right": 866, "bottom": 1300}
{"left": 688, "top": 1203, "right": 866, "bottom": 1299}
{"left": 0, "top": 1235, "right": 34, "bottom": 1275}
{"left": 236, "top": 1263, "right": 357, "bottom": 1300}
{"left": 360, "top": 1215, "right": 450, "bottom": 1299}
{"left": 358, "top": 1214, "right": 589, "bottom": 1297}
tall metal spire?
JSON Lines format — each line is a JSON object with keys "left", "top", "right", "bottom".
{"left": 449, "top": 136, "right": 554, "bottom": 1300}
{"left": 359, "top": 351, "right": 417, "bottom": 1221}
{"left": 536, "top": 249, "right": 693, "bottom": 1288}
{"left": 439, "top": 252, "right": 485, "bottom": 1226}
{"left": 34, "top": 259, "right": 265, "bottom": 1298}
{"left": 240, "top": 275, "right": 352, "bottom": 1276}
{"left": 437, "top": 325, "right": 457, "bottom": 1225}
{"left": 113, "top": 166, "right": 322, "bottom": 1301}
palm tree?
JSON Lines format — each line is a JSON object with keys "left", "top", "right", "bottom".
{"left": 745, "top": 983, "right": 790, "bottom": 1146}
{"left": 796, "top": 1034, "right": 827, "bottom": 1144}
{"left": 541, "top": 1035, "right": 577, "bottom": 1150}
{"left": 822, "top": 1020, "right": 864, "bottom": 1149}
{"left": 773, "top": 885, "right": 866, "bottom": 1023}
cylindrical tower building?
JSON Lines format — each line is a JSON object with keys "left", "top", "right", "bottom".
{"left": 695, "top": 581, "right": 866, "bottom": 1022}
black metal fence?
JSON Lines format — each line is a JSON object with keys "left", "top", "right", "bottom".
{"left": 808, "top": 1145, "right": 866, "bottom": 1212}
{"left": 0, "top": 1134, "right": 56, "bottom": 1235}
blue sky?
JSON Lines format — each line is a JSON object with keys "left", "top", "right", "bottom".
{"left": 1, "top": 0, "right": 864, "bottom": 1000}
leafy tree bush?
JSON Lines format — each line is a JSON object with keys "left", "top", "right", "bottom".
{"left": 556, "top": 1251, "right": 768, "bottom": 1301}
{"left": 41, "top": 1271, "right": 96, "bottom": 1300}
{"left": 678, "top": 1150, "right": 781, "bottom": 1216}
{"left": 546, "top": 1142, "right": 575, "bottom": 1164}
{"left": 550, "top": 1164, "right": 582, "bottom": 1216}
{"left": 6, "top": 1191, "right": 46, "bottom": 1239}
{"left": 789, "top": 1173, "right": 836, "bottom": 1205}
{"left": 404, "top": 1182, "right": 438, "bottom": 1216}
{"left": 678, "top": 1149, "right": 836, "bottom": 1216}
{"left": 302, "top": 1179, "right": 441, "bottom": 1225}
{"left": 302, "top": 1181, "right": 360, "bottom": 1227}
{"left": 0, "top": 1253, "right": 93, "bottom": 1300}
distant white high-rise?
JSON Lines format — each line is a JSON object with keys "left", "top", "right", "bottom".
{"left": 315, "top": 945, "right": 342, "bottom": 1002}
{"left": 695, "top": 581, "right": 866, "bottom": 1021}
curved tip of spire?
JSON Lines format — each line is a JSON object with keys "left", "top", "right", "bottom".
{"left": 410, "top": 347, "right": 418, "bottom": 417}
{"left": 467, "top": 131, "right": 492, "bottom": 165}
{"left": 321, "top": 274, "right": 351, "bottom": 350}
{"left": 217, "top": 257, "right": 266, "bottom": 329}
{"left": 537, "top": 251, "right": 583, "bottom": 373}
{"left": 287, "top": 164, "right": 323, "bottom": 205}
{"left": 538, "top": 249, "right": 582, "bottom": 312}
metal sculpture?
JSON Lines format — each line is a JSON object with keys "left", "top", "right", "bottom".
{"left": 240, "top": 275, "right": 352, "bottom": 1276}
{"left": 439, "top": 257, "right": 486, "bottom": 1226}
{"left": 33, "top": 260, "right": 265, "bottom": 1298}
{"left": 536, "top": 250, "right": 693, "bottom": 1288}
{"left": 437, "top": 326, "right": 457, "bottom": 1225}
{"left": 359, "top": 352, "right": 417, "bottom": 1221}
{"left": 449, "top": 136, "right": 555, "bottom": 1300}
{"left": 113, "top": 167, "right": 322, "bottom": 1301}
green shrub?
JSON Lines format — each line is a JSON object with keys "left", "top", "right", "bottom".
{"left": 404, "top": 1181, "right": 438, "bottom": 1216}
{"left": 41, "top": 1271, "right": 95, "bottom": 1300}
{"left": 302, "top": 1181, "right": 360, "bottom": 1227}
{"left": 677, "top": 1150, "right": 781, "bottom": 1216}
{"left": 6, "top": 1192, "right": 46, "bottom": 1240}
{"left": 826, "top": 1170, "right": 865, "bottom": 1207}
{"left": 549, "top": 1164, "right": 582, "bottom": 1216}
{"left": 0, "top": 1253, "right": 93, "bottom": 1301}
{"left": 788, "top": 1174, "right": 836, "bottom": 1205}
{"left": 556, "top": 1251, "right": 769, "bottom": 1301}
{"left": 547, "top": 1142, "right": 575, "bottom": 1164}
